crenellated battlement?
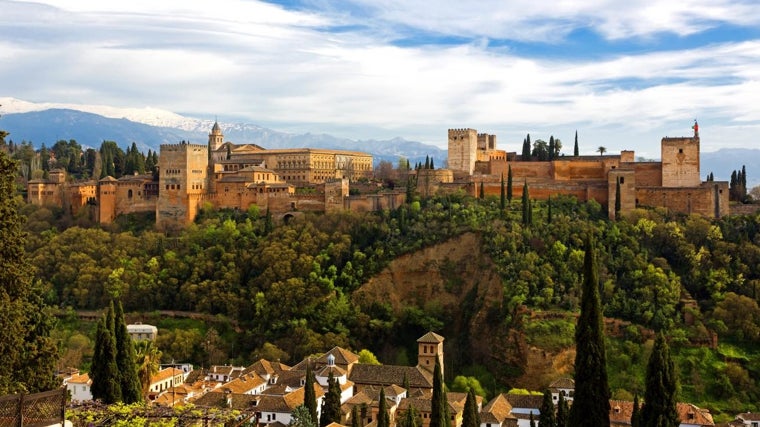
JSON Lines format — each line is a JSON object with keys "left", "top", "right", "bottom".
{"left": 160, "top": 142, "right": 207, "bottom": 151}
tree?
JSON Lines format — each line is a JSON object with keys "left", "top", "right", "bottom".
{"left": 574, "top": 131, "right": 579, "bottom": 156}
{"left": 641, "top": 334, "right": 679, "bottom": 427}
{"left": 547, "top": 196, "right": 553, "bottom": 224}
{"left": 549, "top": 136, "right": 555, "bottom": 161}
{"left": 532, "top": 139, "right": 549, "bottom": 161}
{"left": 507, "top": 165, "right": 513, "bottom": 203}
{"left": 556, "top": 393, "right": 569, "bottom": 427}
{"left": 522, "top": 134, "right": 532, "bottom": 159}
{"left": 91, "top": 310, "right": 121, "bottom": 403}
{"left": 135, "top": 340, "right": 161, "bottom": 400}
{"left": 377, "top": 386, "right": 390, "bottom": 427}
{"left": 529, "top": 412, "right": 536, "bottom": 427}
{"left": 430, "top": 355, "right": 450, "bottom": 427}
{"left": 0, "top": 150, "right": 58, "bottom": 394}
{"left": 539, "top": 389, "right": 557, "bottom": 427}
{"left": 304, "top": 362, "right": 318, "bottom": 426}
{"left": 569, "top": 237, "right": 611, "bottom": 427}
{"left": 597, "top": 146, "right": 607, "bottom": 156}
{"left": 522, "top": 181, "right": 532, "bottom": 225}
{"left": 114, "top": 301, "right": 142, "bottom": 403}
{"left": 462, "top": 389, "right": 480, "bottom": 427}
{"left": 358, "top": 349, "right": 381, "bottom": 365}
{"left": 479, "top": 181, "right": 485, "bottom": 199}
{"left": 500, "top": 173, "right": 506, "bottom": 211}
{"left": 291, "top": 404, "right": 317, "bottom": 427}
{"left": 351, "top": 405, "right": 360, "bottom": 427}
{"left": 631, "top": 394, "right": 641, "bottom": 427}
{"left": 320, "top": 372, "right": 342, "bottom": 427}
{"left": 399, "top": 405, "right": 421, "bottom": 427}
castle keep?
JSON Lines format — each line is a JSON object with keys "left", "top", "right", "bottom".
{"left": 445, "top": 123, "right": 729, "bottom": 218}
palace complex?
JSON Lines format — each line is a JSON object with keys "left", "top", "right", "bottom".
{"left": 27, "top": 121, "right": 728, "bottom": 228}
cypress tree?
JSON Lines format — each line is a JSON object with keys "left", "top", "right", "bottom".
{"left": 430, "top": 355, "right": 450, "bottom": 427}
{"left": 569, "top": 237, "right": 611, "bottom": 427}
{"left": 631, "top": 394, "right": 641, "bottom": 427}
{"left": 377, "top": 386, "right": 390, "bottom": 427}
{"left": 304, "top": 362, "right": 318, "bottom": 426}
{"left": 547, "top": 196, "right": 553, "bottom": 224}
{"left": 556, "top": 393, "right": 569, "bottom": 427}
{"left": 430, "top": 158, "right": 435, "bottom": 169}
{"left": 507, "top": 165, "right": 513, "bottom": 203}
{"left": 114, "top": 301, "right": 142, "bottom": 403}
{"left": 226, "top": 144, "right": 232, "bottom": 160}
{"left": 522, "top": 181, "right": 531, "bottom": 225}
{"left": 0, "top": 150, "right": 58, "bottom": 394}
{"left": 529, "top": 412, "right": 536, "bottom": 427}
{"left": 91, "top": 313, "right": 121, "bottom": 403}
{"left": 641, "top": 334, "right": 679, "bottom": 427}
{"left": 500, "top": 173, "right": 506, "bottom": 211}
{"left": 462, "top": 389, "right": 480, "bottom": 427}
{"left": 400, "top": 405, "right": 421, "bottom": 427}
{"left": 479, "top": 181, "right": 485, "bottom": 199}
{"left": 320, "top": 373, "right": 342, "bottom": 427}
{"left": 351, "top": 405, "right": 360, "bottom": 427}
{"left": 574, "top": 131, "right": 579, "bottom": 156}
{"left": 549, "top": 136, "right": 555, "bottom": 161}
{"left": 425, "top": 156, "right": 430, "bottom": 169}
{"left": 539, "top": 389, "right": 557, "bottom": 427}
{"left": 615, "top": 178, "right": 621, "bottom": 219}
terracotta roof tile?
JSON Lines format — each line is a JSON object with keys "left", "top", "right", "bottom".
{"left": 349, "top": 365, "right": 432, "bottom": 389}
{"left": 416, "top": 332, "right": 445, "bottom": 344}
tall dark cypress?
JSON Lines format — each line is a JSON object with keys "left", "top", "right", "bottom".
{"left": 522, "top": 181, "right": 531, "bottom": 225}
{"left": 500, "top": 173, "right": 506, "bottom": 211}
{"left": 462, "top": 389, "right": 480, "bottom": 427}
{"left": 430, "top": 356, "right": 450, "bottom": 427}
{"left": 549, "top": 136, "right": 555, "bottom": 161}
{"left": 631, "top": 394, "right": 641, "bottom": 427}
{"left": 641, "top": 334, "right": 679, "bottom": 427}
{"left": 91, "top": 314, "right": 121, "bottom": 403}
{"left": 569, "top": 237, "right": 611, "bottom": 427}
{"left": 479, "top": 181, "right": 485, "bottom": 199}
{"left": 574, "top": 131, "right": 579, "bottom": 156}
{"left": 539, "top": 389, "right": 557, "bottom": 427}
{"left": 304, "top": 362, "right": 318, "bottom": 425}
{"left": 351, "top": 405, "right": 360, "bottom": 427}
{"left": 507, "top": 165, "right": 513, "bottom": 203}
{"left": 114, "top": 301, "right": 142, "bottom": 403}
{"left": 320, "top": 373, "right": 341, "bottom": 427}
{"left": 556, "top": 393, "right": 569, "bottom": 427}
{"left": 377, "top": 386, "right": 390, "bottom": 427}
{"left": 547, "top": 196, "right": 553, "bottom": 224}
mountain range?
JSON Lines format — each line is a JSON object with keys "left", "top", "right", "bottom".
{"left": 0, "top": 98, "right": 757, "bottom": 187}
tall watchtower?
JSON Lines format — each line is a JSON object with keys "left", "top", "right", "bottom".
{"left": 448, "top": 129, "right": 478, "bottom": 175}
{"left": 417, "top": 331, "right": 445, "bottom": 375}
{"left": 661, "top": 122, "right": 701, "bottom": 187}
{"left": 156, "top": 142, "right": 209, "bottom": 231}
{"left": 208, "top": 122, "right": 224, "bottom": 193}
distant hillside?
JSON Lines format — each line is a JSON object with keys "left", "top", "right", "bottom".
{"left": 1, "top": 109, "right": 447, "bottom": 167}
{"left": 702, "top": 149, "right": 760, "bottom": 188}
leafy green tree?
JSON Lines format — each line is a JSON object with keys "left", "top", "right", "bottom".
{"left": 320, "top": 373, "right": 341, "bottom": 427}
{"left": 569, "top": 237, "right": 611, "bottom": 427}
{"left": 462, "top": 389, "right": 480, "bottom": 427}
{"left": 114, "top": 301, "right": 142, "bottom": 403}
{"left": 0, "top": 150, "right": 58, "bottom": 394}
{"left": 451, "top": 376, "right": 486, "bottom": 397}
{"left": 358, "top": 349, "right": 381, "bottom": 365}
{"left": 291, "top": 404, "right": 317, "bottom": 427}
{"left": 304, "top": 363, "right": 318, "bottom": 425}
{"left": 556, "top": 393, "right": 568, "bottom": 427}
{"left": 539, "top": 389, "right": 557, "bottom": 427}
{"left": 135, "top": 340, "right": 161, "bottom": 400}
{"left": 547, "top": 196, "right": 553, "bottom": 224}
{"left": 430, "top": 355, "right": 450, "bottom": 427}
{"left": 641, "top": 334, "right": 679, "bottom": 427}
{"left": 377, "top": 386, "right": 390, "bottom": 427}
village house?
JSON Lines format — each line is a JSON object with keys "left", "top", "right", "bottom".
{"left": 64, "top": 372, "right": 92, "bottom": 403}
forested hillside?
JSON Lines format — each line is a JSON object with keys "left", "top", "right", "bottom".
{"left": 23, "top": 194, "right": 760, "bottom": 420}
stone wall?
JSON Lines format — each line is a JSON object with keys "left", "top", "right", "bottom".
{"left": 636, "top": 181, "right": 729, "bottom": 218}
{"left": 448, "top": 129, "right": 477, "bottom": 174}
{"left": 661, "top": 137, "right": 701, "bottom": 187}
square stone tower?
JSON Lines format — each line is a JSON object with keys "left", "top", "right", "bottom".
{"left": 156, "top": 142, "right": 209, "bottom": 231}
{"left": 448, "top": 129, "right": 478, "bottom": 175}
{"left": 661, "top": 136, "right": 701, "bottom": 187}
{"left": 417, "top": 331, "right": 445, "bottom": 375}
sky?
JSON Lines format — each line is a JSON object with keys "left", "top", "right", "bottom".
{"left": 2, "top": 0, "right": 760, "bottom": 158}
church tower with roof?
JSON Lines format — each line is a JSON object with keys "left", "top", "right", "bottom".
{"left": 417, "top": 332, "right": 445, "bottom": 375}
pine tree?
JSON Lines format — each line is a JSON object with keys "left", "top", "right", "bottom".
{"left": 114, "top": 301, "right": 142, "bottom": 403}
{"left": 500, "top": 173, "right": 506, "bottom": 211}
{"left": 569, "top": 237, "right": 611, "bottom": 427}
{"left": 631, "top": 394, "right": 641, "bottom": 427}
{"left": 641, "top": 334, "right": 679, "bottom": 427}
{"left": 0, "top": 150, "right": 58, "bottom": 394}
{"left": 462, "top": 389, "right": 480, "bottom": 427}
{"left": 304, "top": 363, "right": 318, "bottom": 426}
{"left": 320, "top": 373, "right": 342, "bottom": 427}
{"left": 574, "top": 131, "right": 579, "bottom": 156}
{"left": 377, "top": 386, "right": 390, "bottom": 427}
{"left": 539, "top": 389, "right": 557, "bottom": 427}
{"left": 522, "top": 181, "right": 531, "bottom": 225}
{"left": 556, "top": 393, "right": 569, "bottom": 427}
{"left": 507, "top": 165, "right": 513, "bottom": 203}
{"left": 479, "top": 181, "right": 485, "bottom": 199}
{"left": 430, "top": 355, "right": 450, "bottom": 427}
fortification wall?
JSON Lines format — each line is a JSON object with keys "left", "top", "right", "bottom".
{"left": 553, "top": 160, "right": 610, "bottom": 181}
{"left": 661, "top": 137, "right": 700, "bottom": 187}
{"left": 636, "top": 181, "right": 729, "bottom": 218}
{"left": 632, "top": 162, "right": 663, "bottom": 187}
{"left": 477, "top": 179, "right": 609, "bottom": 206}
{"left": 608, "top": 170, "right": 636, "bottom": 220}
{"left": 345, "top": 192, "right": 404, "bottom": 212}
{"left": 503, "top": 162, "right": 553, "bottom": 179}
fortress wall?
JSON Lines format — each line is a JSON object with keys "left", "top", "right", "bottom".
{"left": 505, "top": 162, "right": 553, "bottom": 179}
{"left": 636, "top": 182, "right": 728, "bottom": 218}
{"left": 479, "top": 180, "right": 609, "bottom": 205}
{"left": 552, "top": 160, "right": 611, "bottom": 180}
{"left": 345, "top": 192, "right": 404, "bottom": 212}
{"left": 632, "top": 163, "right": 663, "bottom": 187}
{"left": 661, "top": 137, "right": 701, "bottom": 187}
